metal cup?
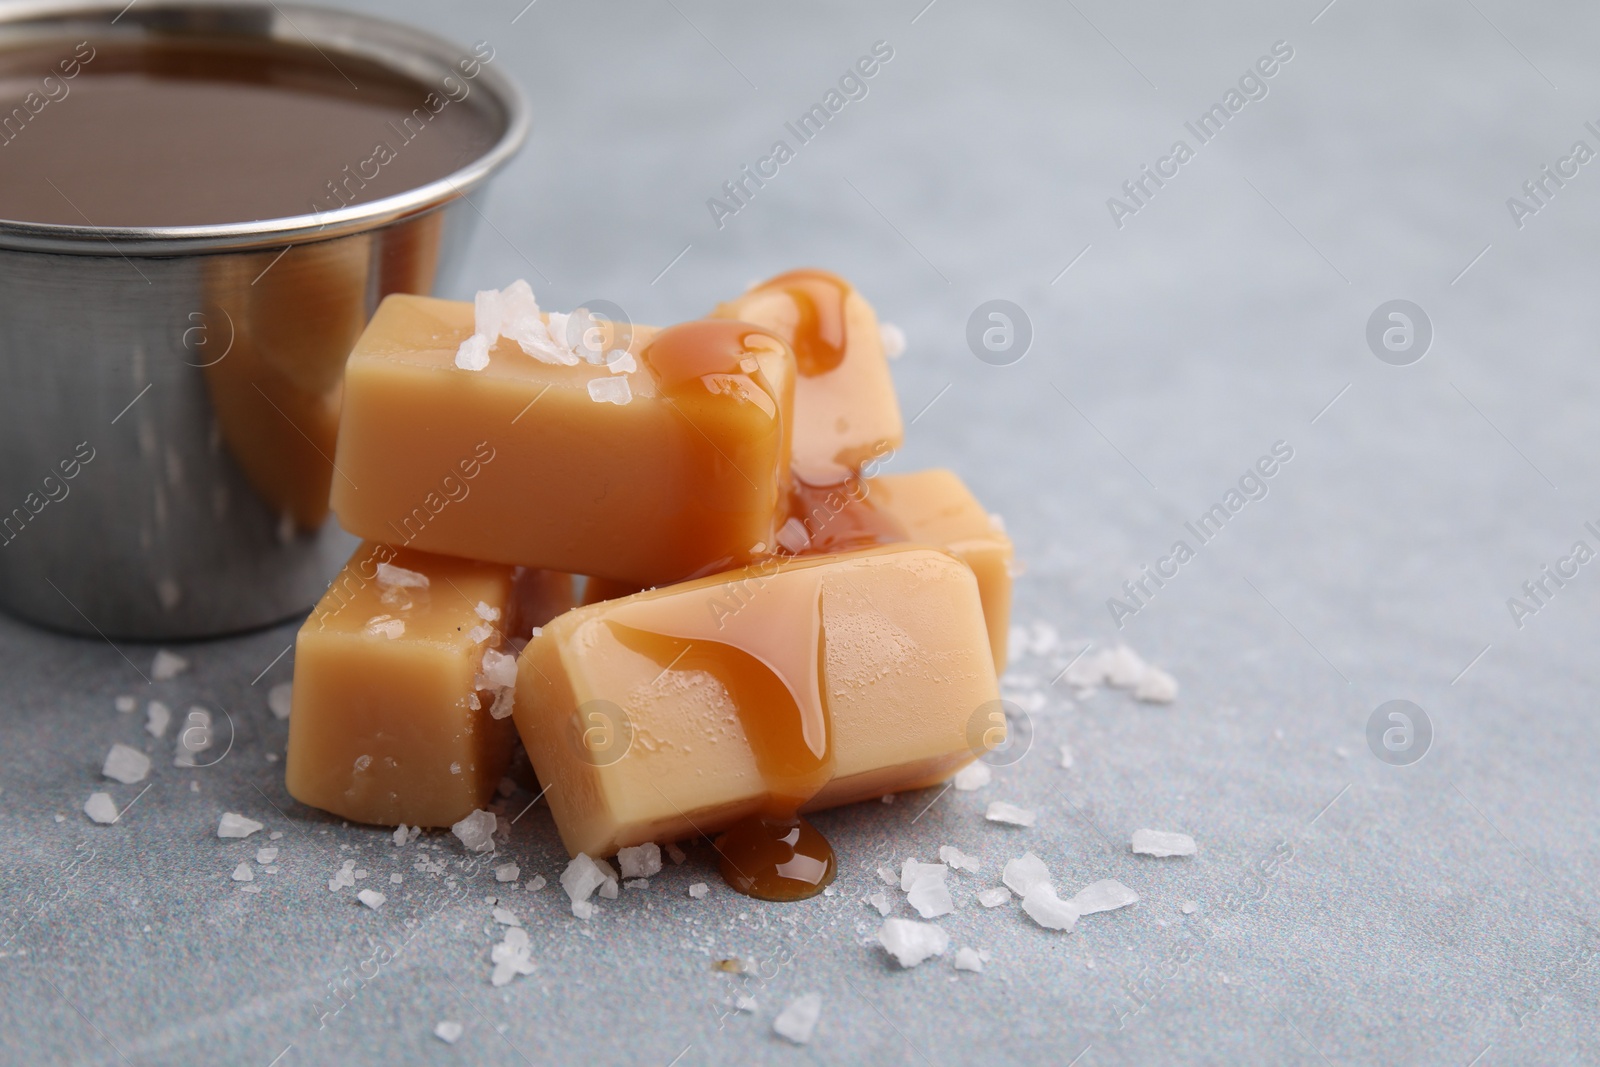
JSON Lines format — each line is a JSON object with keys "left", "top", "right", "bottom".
{"left": 0, "top": 2, "right": 528, "bottom": 639}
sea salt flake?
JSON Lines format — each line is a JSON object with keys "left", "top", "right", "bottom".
{"left": 735, "top": 995, "right": 758, "bottom": 1013}
{"left": 488, "top": 687, "right": 515, "bottom": 720}
{"left": 907, "top": 876, "right": 954, "bottom": 919}
{"left": 494, "top": 863, "right": 521, "bottom": 883}
{"left": 1071, "top": 878, "right": 1139, "bottom": 915}
{"left": 390, "top": 873, "right": 402, "bottom": 885}
{"left": 1002, "top": 853, "right": 1051, "bottom": 896}
{"left": 84, "top": 792, "right": 118, "bottom": 824}
{"left": 899, "top": 859, "right": 948, "bottom": 891}
{"left": 1059, "top": 744, "right": 1074, "bottom": 769}
{"left": 377, "top": 562, "right": 429, "bottom": 589}
{"left": 467, "top": 624, "right": 494, "bottom": 644}
{"left": 217, "top": 812, "right": 263, "bottom": 839}
{"left": 953, "top": 762, "right": 992, "bottom": 791}
{"left": 587, "top": 376, "right": 632, "bottom": 406}
{"left": 365, "top": 616, "right": 404, "bottom": 639}
{"left": 688, "top": 883, "right": 709, "bottom": 899}
{"left": 328, "top": 859, "right": 357, "bottom": 891}
{"left": 665, "top": 842, "right": 686, "bottom": 865}
{"left": 493, "top": 907, "right": 521, "bottom": 927}
{"left": 1135, "top": 666, "right": 1178, "bottom": 704}
{"left": 954, "top": 946, "right": 984, "bottom": 972}
{"left": 452, "top": 809, "right": 498, "bottom": 852}
{"left": 255, "top": 847, "right": 279, "bottom": 864}
{"left": 231, "top": 862, "right": 254, "bottom": 882}
{"left": 1181, "top": 900, "right": 1198, "bottom": 914}
{"left": 570, "top": 898, "right": 595, "bottom": 920}
{"left": 525, "top": 875, "right": 547, "bottom": 892}
{"left": 985, "top": 801, "right": 1035, "bottom": 827}
{"left": 617, "top": 843, "right": 662, "bottom": 879}
{"left": 1021, "top": 884, "right": 1079, "bottom": 931}
{"left": 392, "top": 825, "right": 409, "bottom": 846}
{"left": 878, "top": 918, "right": 950, "bottom": 968}
{"left": 357, "top": 889, "right": 386, "bottom": 909}
{"left": 102, "top": 743, "right": 151, "bottom": 784}
{"left": 938, "top": 845, "right": 980, "bottom": 873}
{"left": 877, "top": 866, "right": 898, "bottom": 886}
{"left": 880, "top": 322, "right": 906, "bottom": 359}
{"left": 1131, "top": 829, "right": 1197, "bottom": 857}
{"left": 433, "top": 1021, "right": 464, "bottom": 1044}
{"left": 604, "top": 349, "right": 636, "bottom": 374}
{"left": 455, "top": 332, "right": 491, "bottom": 371}
{"left": 114, "top": 695, "right": 136, "bottom": 713}
{"left": 475, "top": 601, "right": 501, "bottom": 622}
{"left": 1104, "top": 645, "right": 1147, "bottom": 688}
{"left": 151, "top": 649, "right": 188, "bottom": 680}
{"left": 267, "top": 683, "right": 293, "bottom": 720}
{"left": 773, "top": 993, "right": 822, "bottom": 1045}
{"left": 143, "top": 701, "right": 171, "bottom": 738}
{"left": 481, "top": 649, "right": 518, "bottom": 688}
{"left": 978, "top": 887, "right": 1012, "bottom": 908}
{"left": 867, "top": 890, "right": 893, "bottom": 916}
{"left": 624, "top": 878, "right": 649, "bottom": 889}
{"left": 560, "top": 853, "right": 618, "bottom": 904}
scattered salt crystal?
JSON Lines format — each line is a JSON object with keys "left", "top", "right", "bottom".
{"left": 978, "top": 887, "right": 1011, "bottom": 908}
{"left": 1002, "top": 853, "right": 1051, "bottom": 896}
{"left": 560, "top": 853, "right": 618, "bottom": 905}
{"left": 255, "top": 847, "right": 278, "bottom": 864}
{"left": 570, "top": 898, "right": 596, "bottom": 919}
{"left": 624, "top": 878, "right": 649, "bottom": 889}
{"left": 773, "top": 993, "right": 822, "bottom": 1045}
{"left": 357, "top": 889, "right": 386, "bottom": 909}
{"left": 907, "top": 876, "right": 954, "bottom": 919}
{"left": 587, "top": 376, "right": 632, "bottom": 406}
{"left": 1103, "top": 645, "right": 1147, "bottom": 688}
{"left": 688, "top": 883, "right": 709, "bottom": 899}
{"left": 877, "top": 866, "right": 898, "bottom": 886}
{"left": 492, "top": 907, "right": 521, "bottom": 927}
{"left": 899, "top": 859, "right": 947, "bottom": 891}
{"left": 605, "top": 349, "right": 636, "bottom": 374}
{"left": 735, "top": 995, "right": 758, "bottom": 1013}
{"left": 217, "top": 812, "right": 263, "bottom": 839}
{"left": 151, "top": 650, "right": 188, "bottom": 680}
{"left": 452, "top": 809, "right": 497, "bottom": 852}
{"left": 488, "top": 688, "right": 515, "bottom": 720}
{"left": 84, "top": 792, "right": 118, "bottom": 824}
{"left": 665, "top": 842, "right": 686, "bottom": 865}
{"left": 775, "top": 517, "right": 810, "bottom": 553}
{"left": 617, "top": 843, "right": 662, "bottom": 879}
{"left": 474, "top": 288, "right": 504, "bottom": 343}
{"left": 433, "top": 1021, "right": 463, "bottom": 1044}
{"left": 937, "top": 845, "right": 980, "bottom": 873}
{"left": 455, "top": 332, "right": 490, "bottom": 371}
{"left": 377, "top": 562, "right": 429, "bottom": 589}
{"left": 1135, "top": 666, "right": 1178, "bottom": 704}
{"left": 480, "top": 649, "right": 518, "bottom": 688}
{"left": 1131, "top": 829, "right": 1197, "bottom": 857}
{"left": 985, "top": 801, "right": 1035, "bottom": 827}
{"left": 867, "top": 891, "right": 893, "bottom": 916}
{"left": 467, "top": 624, "right": 494, "bottom": 644}
{"left": 476, "top": 601, "right": 501, "bottom": 622}
{"left": 878, "top": 918, "right": 949, "bottom": 968}
{"left": 494, "top": 862, "right": 521, "bottom": 883}
{"left": 390, "top": 873, "right": 402, "bottom": 884}
{"left": 1021, "top": 884, "right": 1079, "bottom": 931}
{"left": 145, "top": 701, "right": 171, "bottom": 738}
{"left": 1059, "top": 744, "right": 1074, "bottom": 769}
{"left": 114, "top": 695, "right": 136, "bottom": 714}
{"left": 392, "top": 825, "right": 408, "bottom": 846}
{"left": 525, "top": 875, "right": 546, "bottom": 892}
{"left": 879, "top": 322, "right": 906, "bottom": 359}
{"left": 365, "top": 616, "right": 404, "bottom": 639}
{"left": 102, "top": 743, "right": 150, "bottom": 784}
{"left": 491, "top": 924, "right": 538, "bottom": 984}
{"left": 1071, "top": 879, "right": 1139, "bottom": 915}
{"left": 231, "top": 862, "right": 254, "bottom": 883}
{"left": 1181, "top": 900, "right": 1197, "bottom": 914}
{"left": 954, "top": 946, "right": 984, "bottom": 972}
{"left": 953, "top": 762, "right": 992, "bottom": 791}
{"left": 270, "top": 831, "right": 283, "bottom": 840}
{"left": 328, "top": 859, "right": 357, "bottom": 891}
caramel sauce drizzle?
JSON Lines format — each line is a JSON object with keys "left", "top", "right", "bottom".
{"left": 745, "top": 269, "right": 852, "bottom": 378}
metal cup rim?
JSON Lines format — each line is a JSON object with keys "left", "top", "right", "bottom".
{"left": 0, "top": 0, "right": 530, "bottom": 255}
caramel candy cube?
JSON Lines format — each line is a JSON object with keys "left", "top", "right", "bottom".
{"left": 285, "top": 543, "right": 564, "bottom": 827}
{"left": 866, "top": 469, "right": 1015, "bottom": 673}
{"left": 513, "top": 545, "right": 1000, "bottom": 858}
{"left": 330, "top": 295, "right": 795, "bottom": 587}
{"left": 713, "top": 269, "right": 902, "bottom": 483}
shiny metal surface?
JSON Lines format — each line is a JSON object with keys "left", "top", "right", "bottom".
{"left": 0, "top": 2, "right": 527, "bottom": 639}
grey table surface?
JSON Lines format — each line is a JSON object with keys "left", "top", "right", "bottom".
{"left": 5, "top": 0, "right": 1600, "bottom": 1063}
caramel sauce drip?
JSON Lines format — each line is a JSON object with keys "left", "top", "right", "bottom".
{"left": 604, "top": 562, "right": 836, "bottom": 900}
{"left": 746, "top": 269, "right": 852, "bottom": 378}
{"left": 785, "top": 475, "right": 909, "bottom": 556}
{"left": 639, "top": 319, "right": 787, "bottom": 402}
